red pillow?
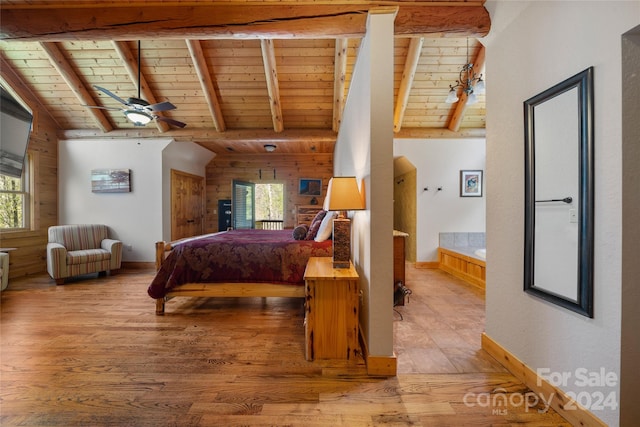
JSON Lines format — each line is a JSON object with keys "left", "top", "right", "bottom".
{"left": 305, "top": 210, "right": 327, "bottom": 240}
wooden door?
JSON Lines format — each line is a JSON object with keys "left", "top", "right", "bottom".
{"left": 171, "top": 169, "right": 204, "bottom": 240}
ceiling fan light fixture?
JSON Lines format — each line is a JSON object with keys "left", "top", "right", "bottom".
{"left": 124, "top": 110, "right": 153, "bottom": 126}
{"left": 264, "top": 144, "right": 277, "bottom": 152}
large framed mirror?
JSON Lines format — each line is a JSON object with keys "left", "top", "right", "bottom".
{"left": 524, "top": 67, "right": 594, "bottom": 317}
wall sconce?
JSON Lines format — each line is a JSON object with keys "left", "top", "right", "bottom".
{"left": 323, "top": 177, "right": 365, "bottom": 268}
{"left": 264, "top": 144, "right": 276, "bottom": 152}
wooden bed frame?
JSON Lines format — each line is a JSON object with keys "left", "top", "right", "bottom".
{"left": 153, "top": 241, "right": 306, "bottom": 315}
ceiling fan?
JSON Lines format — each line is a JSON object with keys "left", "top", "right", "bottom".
{"left": 85, "top": 41, "right": 186, "bottom": 129}
{"left": 89, "top": 85, "right": 186, "bottom": 128}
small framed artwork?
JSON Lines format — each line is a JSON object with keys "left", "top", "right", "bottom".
{"left": 460, "top": 170, "right": 483, "bottom": 197}
{"left": 299, "top": 178, "right": 322, "bottom": 196}
{"left": 91, "top": 168, "right": 131, "bottom": 193}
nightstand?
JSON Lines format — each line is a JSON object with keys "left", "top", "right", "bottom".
{"left": 303, "top": 256, "right": 360, "bottom": 361}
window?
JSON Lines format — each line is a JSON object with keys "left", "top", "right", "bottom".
{"left": 255, "top": 183, "right": 284, "bottom": 221}
{"left": 0, "top": 156, "right": 30, "bottom": 230}
{"left": 232, "top": 180, "right": 284, "bottom": 229}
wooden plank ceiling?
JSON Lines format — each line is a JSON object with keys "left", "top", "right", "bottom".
{"left": 0, "top": 1, "right": 489, "bottom": 156}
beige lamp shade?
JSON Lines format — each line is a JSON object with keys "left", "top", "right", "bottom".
{"left": 323, "top": 177, "right": 365, "bottom": 212}
{"left": 323, "top": 176, "right": 364, "bottom": 268}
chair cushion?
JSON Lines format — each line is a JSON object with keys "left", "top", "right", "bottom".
{"left": 48, "top": 225, "right": 109, "bottom": 251}
{"left": 67, "top": 249, "right": 111, "bottom": 266}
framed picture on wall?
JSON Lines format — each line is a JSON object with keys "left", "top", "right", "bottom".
{"left": 298, "top": 178, "right": 322, "bottom": 196}
{"left": 460, "top": 170, "right": 483, "bottom": 197}
{"left": 91, "top": 168, "right": 131, "bottom": 193}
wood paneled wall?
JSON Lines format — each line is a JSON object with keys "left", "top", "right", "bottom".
{"left": 0, "top": 116, "right": 58, "bottom": 279}
{"left": 205, "top": 153, "right": 333, "bottom": 231}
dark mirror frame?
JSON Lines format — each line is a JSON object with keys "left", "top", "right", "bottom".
{"left": 524, "top": 67, "right": 594, "bottom": 318}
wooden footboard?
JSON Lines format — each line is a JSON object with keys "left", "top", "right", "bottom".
{"left": 153, "top": 240, "right": 306, "bottom": 315}
{"left": 155, "top": 282, "right": 306, "bottom": 314}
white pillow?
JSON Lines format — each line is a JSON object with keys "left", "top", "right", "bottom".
{"left": 314, "top": 211, "right": 337, "bottom": 242}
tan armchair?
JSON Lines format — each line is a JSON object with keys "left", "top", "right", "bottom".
{"left": 47, "top": 224, "right": 122, "bottom": 285}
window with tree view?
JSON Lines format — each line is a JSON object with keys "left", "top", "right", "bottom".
{"left": 255, "top": 183, "right": 283, "bottom": 222}
{"left": 0, "top": 162, "right": 29, "bottom": 229}
{"left": 232, "top": 181, "right": 283, "bottom": 230}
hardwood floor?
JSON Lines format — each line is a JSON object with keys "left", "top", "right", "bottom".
{"left": 0, "top": 265, "right": 570, "bottom": 426}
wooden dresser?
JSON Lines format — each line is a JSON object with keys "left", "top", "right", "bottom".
{"left": 295, "top": 205, "right": 323, "bottom": 226}
{"left": 393, "top": 230, "right": 408, "bottom": 305}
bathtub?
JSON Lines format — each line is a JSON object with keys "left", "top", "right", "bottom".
{"left": 438, "top": 232, "right": 487, "bottom": 288}
{"left": 474, "top": 248, "right": 486, "bottom": 260}
{"left": 437, "top": 246, "right": 486, "bottom": 289}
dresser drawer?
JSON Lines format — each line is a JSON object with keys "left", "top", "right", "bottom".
{"left": 296, "top": 205, "right": 323, "bottom": 226}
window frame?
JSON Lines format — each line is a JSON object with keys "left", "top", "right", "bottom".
{"left": 0, "top": 153, "right": 31, "bottom": 231}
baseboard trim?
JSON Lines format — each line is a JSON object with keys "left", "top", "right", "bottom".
{"left": 359, "top": 325, "right": 397, "bottom": 376}
{"left": 122, "top": 261, "right": 155, "bottom": 269}
{"left": 481, "top": 333, "right": 607, "bottom": 427}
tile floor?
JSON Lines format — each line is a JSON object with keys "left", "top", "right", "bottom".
{"left": 393, "top": 265, "right": 506, "bottom": 375}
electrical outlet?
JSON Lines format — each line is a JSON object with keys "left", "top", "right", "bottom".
{"left": 569, "top": 209, "right": 578, "bottom": 223}
{"left": 125, "top": 244, "right": 133, "bottom": 252}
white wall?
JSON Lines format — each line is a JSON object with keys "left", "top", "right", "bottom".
{"left": 394, "top": 138, "right": 486, "bottom": 262}
{"left": 484, "top": 2, "right": 639, "bottom": 425}
{"left": 334, "top": 10, "right": 395, "bottom": 357}
{"left": 620, "top": 25, "right": 640, "bottom": 427}
{"left": 58, "top": 138, "right": 213, "bottom": 262}
{"left": 161, "top": 141, "right": 216, "bottom": 241}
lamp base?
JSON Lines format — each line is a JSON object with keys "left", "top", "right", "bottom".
{"left": 332, "top": 217, "right": 351, "bottom": 268}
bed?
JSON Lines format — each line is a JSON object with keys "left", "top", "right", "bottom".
{"left": 148, "top": 228, "right": 333, "bottom": 314}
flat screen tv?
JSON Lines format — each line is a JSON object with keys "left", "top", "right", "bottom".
{"left": 0, "top": 85, "right": 33, "bottom": 178}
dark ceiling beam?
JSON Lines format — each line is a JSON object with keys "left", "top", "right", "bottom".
{"left": 0, "top": 4, "right": 491, "bottom": 41}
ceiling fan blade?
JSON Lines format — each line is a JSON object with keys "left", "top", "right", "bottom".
{"left": 147, "top": 101, "right": 177, "bottom": 112}
{"left": 156, "top": 116, "right": 187, "bottom": 128}
{"left": 94, "top": 85, "right": 128, "bottom": 106}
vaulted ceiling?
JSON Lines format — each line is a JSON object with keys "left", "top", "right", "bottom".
{"left": 0, "top": 1, "right": 490, "bottom": 156}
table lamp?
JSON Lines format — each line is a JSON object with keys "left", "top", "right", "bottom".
{"left": 323, "top": 177, "right": 365, "bottom": 268}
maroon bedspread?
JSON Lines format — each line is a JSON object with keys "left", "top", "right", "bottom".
{"left": 147, "top": 229, "right": 332, "bottom": 298}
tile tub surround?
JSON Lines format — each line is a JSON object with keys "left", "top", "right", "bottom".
{"left": 439, "top": 232, "right": 486, "bottom": 260}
